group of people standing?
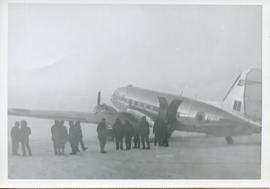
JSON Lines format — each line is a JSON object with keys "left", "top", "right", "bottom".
{"left": 96, "top": 116, "right": 169, "bottom": 153}
{"left": 51, "top": 120, "right": 88, "bottom": 155}
{"left": 11, "top": 116, "right": 170, "bottom": 156}
{"left": 112, "top": 116, "right": 151, "bottom": 151}
{"left": 10, "top": 120, "right": 32, "bottom": 156}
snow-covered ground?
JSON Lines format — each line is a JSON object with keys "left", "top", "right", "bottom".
{"left": 8, "top": 117, "right": 261, "bottom": 179}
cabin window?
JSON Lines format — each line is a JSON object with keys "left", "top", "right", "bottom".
{"left": 233, "top": 100, "right": 241, "bottom": 111}
{"left": 134, "top": 101, "right": 138, "bottom": 106}
{"left": 196, "top": 112, "right": 205, "bottom": 121}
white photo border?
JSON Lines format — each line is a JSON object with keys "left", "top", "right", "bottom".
{"left": 0, "top": 0, "right": 269, "bottom": 188}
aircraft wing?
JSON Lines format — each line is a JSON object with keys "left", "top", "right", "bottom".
{"left": 8, "top": 108, "right": 118, "bottom": 126}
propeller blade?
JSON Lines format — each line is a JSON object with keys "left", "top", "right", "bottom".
{"left": 97, "top": 91, "right": 101, "bottom": 105}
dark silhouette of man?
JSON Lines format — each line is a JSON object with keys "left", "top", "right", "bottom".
{"left": 160, "top": 124, "right": 169, "bottom": 147}
{"left": 75, "top": 121, "right": 87, "bottom": 152}
{"left": 51, "top": 120, "right": 60, "bottom": 155}
{"left": 10, "top": 121, "right": 20, "bottom": 156}
{"left": 133, "top": 122, "right": 140, "bottom": 149}
{"left": 139, "top": 116, "right": 150, "bottom": 150}
{"left": 58, "top": 120, "right": 69, "bottom": 155}
{"left": 97, "top": 118, "right": 107, "bottom": 153}
{"left": 124, "top": 120, "right": 134, "bottom": 150}
{"left": 20, "top": 120, "right": 32, "bottom": 156}
{"left": 112, "top": 118, "right": 124, "bottom": 150}
{"left": 153, "top": 117, "right": 164, "bottom": 146}
{"left": 69, "top": 121, "right": 79, "bottom": 155}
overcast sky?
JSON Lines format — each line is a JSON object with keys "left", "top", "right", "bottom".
{"left": 8, "top": 4, "right": 262, "bottom": 111}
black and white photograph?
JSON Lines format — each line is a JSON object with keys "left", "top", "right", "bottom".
{"left": 1, "top": 0, "right": 270, "bottom": 187}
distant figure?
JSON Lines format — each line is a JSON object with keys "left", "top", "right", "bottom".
{"left": 97, "top": 118, "right": 108, "bottom": 153}
{"left": 75, "top": 121, "right": 87, "bottom": 152}
{"left": 51, "top": 120, "right": 60, "bottom": 155}
{"left": 10, "top": 121, "right": 20, "bottom": 156}
{"left": 124, "top": 120, "right": 134, "bottom": 150}
{"left": 133, "top": 122, "right": 140, "bottom": 149}
{"left": 58, "top": 120, "right": 69, "bottom": 155}
{"left": 112, "top": 118, "right": 124, "bottom": 150}
{"left": 153, "top": 117, "right": 164, "bottom": 146}
{"left": 69, "top": 121, "right": 79, "bottom": 155}
{"left": 139, "top": 116, "right": 150, "bottom": 150}
{"left": 20, "top": 120, "right": 32, "bottom": 156}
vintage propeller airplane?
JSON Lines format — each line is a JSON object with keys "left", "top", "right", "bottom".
{"left": 9, "top": 68, "right": 262, "bottom": 144}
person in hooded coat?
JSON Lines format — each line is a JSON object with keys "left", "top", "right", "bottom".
{"left": 75, "top": 121, "right": 88, "bottom": 152}
{"left": 160, "top": 124, "right": 169, "bottom": 147}
{"left": 20, "top": 120, "right": 32, "bottom": 156}
{"left": 11, "top": 121, "right": 20, "bottom": 156}
{"left": 51, "top": 120, "right": 60, "bottom": 155}
{"left": 133, "top": 122, "right": 140, "bottom": 149}
{"left": 58, "top": 120, "right": 69, "bottom": 155}
{"left": 69, "top": 121, "right": 79, "bottom": 155}
{"left": 139, "top": 116, "right": 150, "bottom": 150}
{"left": 123, "top": 120, "right": 134, "bottom": 150}
{"left": 97, "top": 118, "right": 108, "bottom": 153}
{"left": 112, "top": 118, "right": 124, "bottom": 150}
{"left": 153, "top": 117, "right": 165, "bottom": 146}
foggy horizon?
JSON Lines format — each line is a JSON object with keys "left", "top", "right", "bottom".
{"left": 8, "top": 4, "right": 262, "bottom": 111}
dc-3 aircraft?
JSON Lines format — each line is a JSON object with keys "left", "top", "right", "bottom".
{"left": 9, "top": 68, "right": 262, "bottom": 144}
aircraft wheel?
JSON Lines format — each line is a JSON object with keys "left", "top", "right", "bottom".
{"left": 225, "top": 136, "right": 233, "bottom": 144}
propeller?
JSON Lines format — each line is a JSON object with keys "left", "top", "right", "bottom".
{"left": 94, "top": 91, "right": 118, "bottom": 114}
{"left": 97, "top": 91, "right": 101, "bottom": 105}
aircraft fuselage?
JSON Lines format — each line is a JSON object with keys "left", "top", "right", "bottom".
{"left": 111, "top": 86, "right": 260, "bottom": 136}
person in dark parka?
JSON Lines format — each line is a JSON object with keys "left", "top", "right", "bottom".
{"left": 139, "top": 116, "right": 150, "bottom": 150}
{"left": 75, "top": 121, "right": 87, "bottom": 152}
{"left": 69, "top": 121, "right": 79, "bottom": 155}
{"left": 112, "top": 118, "right": 124, "bottom": 150}
{"left": 160, "top": 124, "right": 169, "bottom": 147}
{"left": 123, "top": 120, "right": 134, "bottom": 150}
{"left": 153, "top": 117, "right": 164, "bottom": 146}
{"left": 133, "top": 122, "right": 140, "bottom": 149}
{"left": 10, "top": 121, "right": 20, "bottom": 156}
{"left": 97, "top": 118, "right": 108, "bottom": 153}
{"left": 20, "top": 120, "right": 32, "bottom": 156}
{"left": 58, "top": 120, "right": 69, "bottom": 155}
{"left": 51, "top": 120, "right": 60, "bottom": 155}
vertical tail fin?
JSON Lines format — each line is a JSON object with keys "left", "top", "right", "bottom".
{"left": 223, "top": 68, "right": 262, "bottom": 122}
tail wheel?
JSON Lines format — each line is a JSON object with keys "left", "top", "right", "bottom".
{"left": 225, "top": 136, "right": 233, "bottom": 144}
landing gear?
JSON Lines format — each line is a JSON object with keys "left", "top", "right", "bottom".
{"left": 225, "top": 136, "right": 233, "bottom": 144}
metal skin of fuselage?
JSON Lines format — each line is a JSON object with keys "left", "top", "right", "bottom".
{"left": 110, "top": 86, "right": 261, "bottom": 137}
